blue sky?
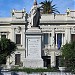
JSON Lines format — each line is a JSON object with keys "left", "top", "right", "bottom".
{"left": 0, "top": 0, "right": 74, "bottom": 17}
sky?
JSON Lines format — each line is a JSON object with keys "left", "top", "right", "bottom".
{"left": 0, "top": 0, "right": 75, "bottom": 17}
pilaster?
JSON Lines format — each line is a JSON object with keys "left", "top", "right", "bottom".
{"left": 67, "top": 28, "right": 71, "bottom": 43}
{"left": 65, "top": 27, "right": 71, "bottom": 43}
{"left": 11, "top": 27, "right": 15, "bottom": 42}
{"left": 51, "top": 28, "right": 55, "bottom": 49}
{"left": 51, "top": 51, "right": 56, "bottom": 67}
{"left": 56, "top": 33, "right": 57, "bottom": 48}
{"left": 48, "top": 33, "right": 51, "bottom": 49}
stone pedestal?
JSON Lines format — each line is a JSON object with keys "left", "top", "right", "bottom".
{"left": 24, "top": 27, "right": 43, "bottom": 68}
{"left": 24, "top": 59, "right": 43, "bottom": 68}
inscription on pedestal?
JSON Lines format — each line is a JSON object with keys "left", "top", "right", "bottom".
{"left": 27, "top": 38, "right": 41, "bottom": 58}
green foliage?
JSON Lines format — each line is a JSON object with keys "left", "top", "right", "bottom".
{"left": 11, "top": 67, "right": 59, "bottom": 73}
{"left": 40, "top": 0, "right": 60, "bottom": 14}
{"left": 59, "top": 56, "right": 65, "bottom": 67}
{"left": 0, "top": 38, "right": 17, "bottom": 64}
{"left": 61, "top": 41, "right": 75, "bottom": 73}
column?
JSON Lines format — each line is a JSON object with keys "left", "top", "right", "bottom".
{"left": 48, "top": 33, "right": 51, "bottom": 49}
{"left": 0, "top": 33, "right": 1, "bottom": 38}
{"left": 62, "top": 33, "right": 64, "bottom": 46}
{"left": 41, "top": 33, "right": 44, "bottom": 56}
{"left": 63, "top": 33, "right": 65, "bottom": 45}
{"left": 11, "top": 27, "right": 15, "bottom": 42}
{"left": 51, "top": 28, "right": 55, "bottom": 49}
{"left": 56, "top": 33, "right": 57, "bottom": 48}
{"left": 65, "top": 28, "right": 68, "bottom": 44}
{"left": 65, "top": 27, "right": 71, "bottom": 44}
{"left": 68, "top": 28, "right": 71, "bottom": 43}
{"left": 42, "top": 33, "right": 44, "bottom": 48}
{"left": 22, "top": 28, "right": 25, "bottom": 48}
{"left": 6, "top": 57, "right": 10, "bottom": 69}
{"left": 51, "top": 51, "right": 56, "bottom": 67}
{"left": 6, "top": 33, "right": 8, "bottom": 38}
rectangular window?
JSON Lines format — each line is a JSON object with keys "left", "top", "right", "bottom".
{"left": 16, "top": 34, "right": 21, "bottom": 44}
{"left": 44, "top": 33, "right": 48, "bottom": 44}
{"left": 57, "top": 33, "right": 62, "bottom": 49}
{"left": 1, "top": 35, "right": 6, "bottom": 38}
{"left": 54, "top": 34, "right": 56, "bottom": 45}
{"left": 54, "top": 33, "right": 62, "bottom": 49}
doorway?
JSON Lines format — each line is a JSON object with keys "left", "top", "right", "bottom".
{"left": 71, "top": 34, "right": 75, "bottom": 42}
{"left": 56, "top": 56, "right": 60, "bottom": 68}
{"left": 15, "top": 54, "right": 21, "bottom": 65}
{"left": 42, "top": 56, "right": 51, "bottom": 67}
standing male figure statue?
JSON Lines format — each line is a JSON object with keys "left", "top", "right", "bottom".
{"left": 29, "top": 0, "right": 41, "bottom": 27}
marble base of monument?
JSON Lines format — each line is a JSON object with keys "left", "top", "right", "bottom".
{"left": 24, "top": 27, "right": 43, "bottom": 68}
{"left": 24, "top": 58, "right": 43, "bottom": 68}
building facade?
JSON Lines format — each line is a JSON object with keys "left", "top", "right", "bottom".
{"left": 0, "top": 8, "right": 75, "bottom": 68}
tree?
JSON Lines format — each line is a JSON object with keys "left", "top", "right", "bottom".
{"left": 0, "top": 38, "right": 17, "bottom": 64}
{"left": 40, "top": 0, "right": 60, "bottom": 14}
{"left": 61, "top": 42, "right": 75, "bottom": 73}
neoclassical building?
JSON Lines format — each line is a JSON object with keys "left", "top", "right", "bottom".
{"left": 0, "top": 3, "right": 75, "bottom": 68}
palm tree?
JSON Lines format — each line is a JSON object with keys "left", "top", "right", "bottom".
{"left": 40, "top": 0, "right": 60, "bottom": 14}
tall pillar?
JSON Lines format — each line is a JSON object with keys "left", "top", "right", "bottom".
{"left": 65, "top": 28, "right": 68, "bottom": 43}
{"left": 51, "top": 51, "right": 56, "bottom": 67}
{"left": 62, "top": 33, "right": 64, "bottom": 46}
{"left": 51, "top": 28, "right": 55, "bottom": 48}
{"left": 11, "top": 27, "right": 15, "bottom": 42}
{"left": 65, "top": 27, "right": 71, "bottom": 43}
{"left": 42, "top": 33, "right": 44, "bottom": 53}
{"left": 0, "top": 33, "right": 1, "bottom": 38}
{"left": 68, "top": 28, "right": 71, "bottom": 43}
{"left": 48, "top": 33, "right": 51, "bottom": 49}
{"left": 63, "top": 33, "right": 65, "bottom": 45}
{"left": 56, "top": 33, "right": 57, "bottom": 48}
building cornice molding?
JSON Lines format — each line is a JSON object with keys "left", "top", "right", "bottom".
{"left": 10, "top": 21, "right": 27, "bottom": 24}
{"left": 40, "top": 20, "right": 75, "bottom": 24}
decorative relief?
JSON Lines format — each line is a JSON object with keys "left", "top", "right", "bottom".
{"left": 55, "top": 28, "right": 64, "bottom": 31}
{"left": 72, "top": 26, "right": 75, "bottom": 33}
{"left": 15, "top": 26, "right": 21, "bottom": 33}
{"left": 41, "top": 28, "right": 52, "bottom": 32}
{"left": 41, "top": 27, "right": 65, "bottom": 32}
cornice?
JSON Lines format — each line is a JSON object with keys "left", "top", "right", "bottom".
{"left": 40, "top": 20, "right": 75, "bottom": 24}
